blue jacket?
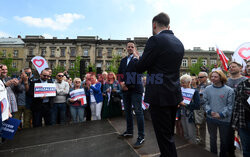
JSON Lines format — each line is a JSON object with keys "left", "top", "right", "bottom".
{"left": 88, "top": 82, "right": 103, "bottom": 103}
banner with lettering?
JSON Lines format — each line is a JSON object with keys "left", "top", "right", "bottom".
{"left": 2, "top": 118, "right": 21, "bottom": 139}
{"left": 31, "top": 56, "right": 49, "bottom": 74}
{"left": 181, "top": 87, "right": 195, "bottom": 105}
{"left": 34, "top": 83, "right": 56, "bottom": 97}
{"left": 69, "top": 88, "right": 87, "bottom": 106}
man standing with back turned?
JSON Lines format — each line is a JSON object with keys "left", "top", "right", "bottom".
{"left": 133, "top": 12, "right": 184, "bottom": 157}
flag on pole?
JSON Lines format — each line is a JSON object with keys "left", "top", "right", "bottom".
{"left": 216, "top": 45, "right": 229, "bottom": 71}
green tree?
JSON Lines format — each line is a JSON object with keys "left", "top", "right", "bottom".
{"left": 86, "top": 63, "right": 96, "bottom": 73}
{"left": 0, "top": 52, "right": 18, "bottom": 76}
{"left": 107, "top": 53, "right": 122, "bottom": 74}
{"left": 189, "top": 57, "right": 203, "bottom": 75}
{"left": 68, "top": 56, "right": 81, "bottom": 79}
{"left": 51, "top": 65, "right": 65, "bottom": 78}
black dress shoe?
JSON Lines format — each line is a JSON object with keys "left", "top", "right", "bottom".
{"left": 133, "top": 137, "right": 145, "bottom": 149}
{"left": 118, "top": 131, "right": 133, "bottom": 138}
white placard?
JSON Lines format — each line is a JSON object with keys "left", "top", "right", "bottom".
{"left": 34, "top": 83, "right": 56, "bottom": 97}
{"left": 181, "top": 87, "right": 195, "bottom": 105}
{"left": 31, "top": 56, "right": 49, "bottom": 74}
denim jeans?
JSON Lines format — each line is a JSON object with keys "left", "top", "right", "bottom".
{"left": 51, "top": 103, "right": 66, "bottom": 125}
{"left": 123, "top": 91, "right": 144, "bottom": 138}
{"left": 70, "top": 106, "right": 85, "bottom": 123}
{"left": 239, "top": 122, "right": 250, "bottom": 157}
{"left": 207, "top": 119, "right": 230, "bottom": 157}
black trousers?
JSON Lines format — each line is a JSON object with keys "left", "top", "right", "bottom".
{"left": 150, "top": 105, "right": 178, "bottom": 157}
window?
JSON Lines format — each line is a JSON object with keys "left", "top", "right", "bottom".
{"left": 97, "top": 48, "right": 102, "bottom": 57}
{"left": 41, "top": 48, "right": 46, "bottom": 56}
{"left": 107, "top": 48, "right": 112, "bottom": 57}
{"left": 202, "top": 59, "right": 207, "bottom": 66}
{"left": 191, "top": 59, "right": 197, "bottom": 65}
{"left": 117, "top": 49, "right": 123, "bottom": 56}
{"left": 59, "top": 61, "right": 66, "bottom": 67}
{"left": 70, "top": 48, "right": 76, "bottom": 56}
{"left": 83, "top": 48, "right": 89, "bottom": 56}
{"left": 70, "top": 61, "right": 75, "bottom": 69}
{"left": 60, "top": 48, "right": 65, "bottom": 57}
{"left": 50, "top": 48, "right": 55, "bottom": 57}
{"left": 2, "top": 50, "right": 6, "bottom": 57}
{"left": 181, "top": 59, "right": 188, "bottom": 67}
{"left": 12, "top": 62, "right": 17, "bottom": 68}
{"left": 28, "top": 48, "right": 33, "bottom": 56}
{"left": 49, "top": 61, "right": 56, "bottom": 69}
{"left": 13, "top": 50, "right": 18, "bottom": 57}
{"left": 96, "top": 62, "right": 102, "bottom": 68}
{"left": 210, "top": 59, "right": 217, "bottom": 65}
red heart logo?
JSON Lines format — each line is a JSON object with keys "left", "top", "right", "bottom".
{"left": 238, "top": 47, "right": 250, "bottom": 60}
{"left": 33, "top": 59, "right": 45, "bottom": 68}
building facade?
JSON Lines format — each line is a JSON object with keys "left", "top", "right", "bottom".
{"left": 0, "top": 36, "right": 233, "bottom": 75}
{"left": 0, "top": 38, "right": 26, "bottom": 71}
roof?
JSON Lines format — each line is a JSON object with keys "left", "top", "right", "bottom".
{"left": 0, "top": 38, "right": 25, "bottom": 45}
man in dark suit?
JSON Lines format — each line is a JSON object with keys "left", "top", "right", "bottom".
{"left": 28, "top": 69, "right": 54, "bottom": 127}
{"left": 133, "top": 12, "right": 184, "bottom": 157}
{"left": 118, "top": 41, "right": 145, "bottom": 149}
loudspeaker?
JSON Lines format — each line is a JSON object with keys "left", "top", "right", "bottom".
{"left": 80, "top": 59, "right": 85, "bottom": 80}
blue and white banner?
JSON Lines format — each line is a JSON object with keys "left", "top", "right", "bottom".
{"left": 2, "top": 118, "right": 21, "bottom": 139}
{"left": 69, "top": 88, "right": 87, "bottom": 106}
{"left": 181, "top": 87, "right": 195, "bottom": 105}
{"left": 34, "top": 83, "right": 56, "bottom": 98}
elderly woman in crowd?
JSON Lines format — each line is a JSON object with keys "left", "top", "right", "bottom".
{"left": 203, "top": 70, "right": 234, "bottom": 157}
{"left": 178, "top": 74, "right": 200, "bottom": 144}
{"left": 102, "top": 72, "right": 122, "bottom": 118}
{"left": 68, "top": 78, "right": 85, "bottom": 123}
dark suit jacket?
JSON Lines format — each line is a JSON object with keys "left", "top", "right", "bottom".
{"left": 28, "top": 79, "right": 54, "bottom": 111}
{"left": 118, "top": 56, "right": 144, "bottom": 94}
{"left": 135, "top": 30, "right": 184, "bottom": 106}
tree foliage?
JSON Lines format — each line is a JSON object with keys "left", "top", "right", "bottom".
{"left": 107, "top": 54, "right": 122, "bottom": 74}
{"left": 189, "top": 57, "right": 203, "bottom": 75}
{"left": 0, "top": 52, "right": 18, "bottom": 76}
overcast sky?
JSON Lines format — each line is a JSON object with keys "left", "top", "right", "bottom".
{"left": 0, "top": 0, "right": 249, "bottom": 51}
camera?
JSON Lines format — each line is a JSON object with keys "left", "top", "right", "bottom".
{"left": 25, "top": 72, "right": 31, "bottom": 77}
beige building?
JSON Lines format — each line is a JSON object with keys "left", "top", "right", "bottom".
{"left": 1, "top": 36, "right": 233, "bottom": 75}
{"left": 0, "top": 38, "right": 26, "bottom": 71}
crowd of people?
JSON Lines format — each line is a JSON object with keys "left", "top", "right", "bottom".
{"left": 0, "top": 12, "right": 250, "bottom": 157}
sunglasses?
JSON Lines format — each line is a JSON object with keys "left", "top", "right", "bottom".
{"left": 43, "top": 75, "right": 50, "bottom": 77}
{"left": 57, "top": 75, "right": 64, "bottom": 77}
{"left": 75, "top": 81, "right": 81, "bottom": 83}
{"left": 198, "top": 76, "right": 206, "bottom": 79}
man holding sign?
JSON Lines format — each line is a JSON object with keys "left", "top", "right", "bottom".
{"left": 28, "top": 70, "right": 55, "bottom": 127}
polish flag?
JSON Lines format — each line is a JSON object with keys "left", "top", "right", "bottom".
{"left": 216, "top": 45, "right": 229, "bottom": 71}
{"left": 234, "top": 136, "right": 241, "bottom": 150}
{"left": 79, "top": 98, "right": 85, "bottom": 106}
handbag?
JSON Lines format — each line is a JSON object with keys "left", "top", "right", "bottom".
{"left": 194, "top": 109, "right": 205, "bottom": 125}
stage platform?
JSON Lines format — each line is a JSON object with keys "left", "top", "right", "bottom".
{"left": 0, "top": 116, "right": 216, "bottom": 157}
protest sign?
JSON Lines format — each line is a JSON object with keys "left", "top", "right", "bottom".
{"left": 31, "top": 56, "right": 49, "bottom": 74}
{"left": 69, "top": 88, "right": 87, "bottom": 106}
{"left": 181, "top": 87, "right": 195, "bottom": 105}
{"left": 2, "top": 118, "right": 21, "bottom": 139}
{"left": 1, "top": 79, "right": 10, "bottom": 121}
{"left": 34, "top": 83, "right": 56, "bottom": 97}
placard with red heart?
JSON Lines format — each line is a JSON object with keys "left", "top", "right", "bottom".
{"left": 238, "top": 47, "right": 250, "bottom": 60}
{"left": 33, "top": 59, "right": 45, "bottom": 68}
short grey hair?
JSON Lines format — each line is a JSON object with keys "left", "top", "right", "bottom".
{"left": 198, "top": 72, "right": 208, "bottom": 77}
{"left": 180, "top": 74, "right": 192, "bottom": 83}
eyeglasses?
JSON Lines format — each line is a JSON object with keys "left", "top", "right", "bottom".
{"left": 43, "top": 75, "right": 50, "bottom": 77}
{"left": 198, "top": 76, "right": 206, "bottom": 79}
{"left": 75, "top": 81, "right": 81, "bottom": 83}
{"left": 57, "top": 75, "right": 64, "bottom": 77}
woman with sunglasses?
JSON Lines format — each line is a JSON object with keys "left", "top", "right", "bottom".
{"left": 68, "top": 78, "right": 85, "bottom": 123}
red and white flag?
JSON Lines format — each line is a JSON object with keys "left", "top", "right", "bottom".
{"left": 234, "top": 136, "right": 241, "bottom": 150}
{"left": 216, "top": 45, "right": 229, "bottom": 71}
